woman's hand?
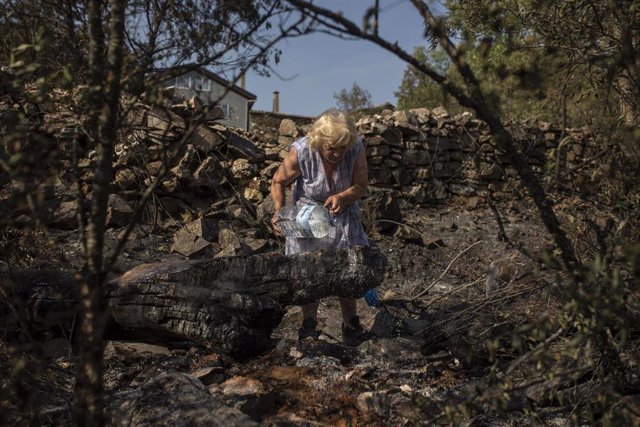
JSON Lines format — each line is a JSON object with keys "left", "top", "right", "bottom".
{"left": 271, "top": 212, "right": 283, "bottom": 237}
{"left": 270, "top": 148, "right": 301, "bottom": 238}
{"left": 324, "top": 194, "right": 345, "bottom": 215}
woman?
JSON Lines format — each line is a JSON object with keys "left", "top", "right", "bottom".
{"left": 270, "top": 109, "right": 369, "bottom": 345}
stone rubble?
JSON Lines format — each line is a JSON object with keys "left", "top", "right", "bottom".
{"left": 1, "top": 85, "right": 632, "bottom": 426}
{"left": 1, "top": 84, "right": 598, "bottom": 259}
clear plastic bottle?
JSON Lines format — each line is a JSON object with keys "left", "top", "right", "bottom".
{"left": 276, "top": 205, "right": 335, "bottom": 238}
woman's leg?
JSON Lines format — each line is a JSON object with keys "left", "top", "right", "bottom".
{"left": 339, "top": 297, "right": 357, "bottom": 326}
{"left": 301, "top": 302, "right": 319, "bottom": 320}
{"left": 340, "top": 297, "right": 370, "bottom": 345}
{"left": 299, "top": 302, "right": 320, "bottom": 339}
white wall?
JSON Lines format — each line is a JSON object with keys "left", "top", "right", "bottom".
{"left": 166, "top": 70, "right": 251, "bottom": 130}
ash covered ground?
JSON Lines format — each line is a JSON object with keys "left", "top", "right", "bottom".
{"left": 5, "top": 197, "right": 613, "bottom": 426}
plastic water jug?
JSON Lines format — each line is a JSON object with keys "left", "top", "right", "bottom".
{"left": 276, "top": 205, "right": 335, "bottom": 238}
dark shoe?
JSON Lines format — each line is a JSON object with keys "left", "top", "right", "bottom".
{"left": 342, "top": 316, "right": 371, "bottom": 346}
{"left": 298, "top": 318, "right": 320, "bottom": 340}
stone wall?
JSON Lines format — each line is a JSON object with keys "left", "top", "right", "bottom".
{"left": 250, "top": 110, "right": 315, "bottom": 147}
{"left": 2, "top": 85, "right": 599, "bottom": 260}
{"left": 257, "top": 106, "right": 594, "bottom": 204}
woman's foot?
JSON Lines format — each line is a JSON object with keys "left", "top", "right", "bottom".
{"left": 298, "top": 317, "right": 320, "bottom": 340}
{"left": 342, "top": 315, "right": 371, "bottom": 346}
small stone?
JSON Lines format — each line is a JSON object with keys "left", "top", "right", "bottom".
{"left": 106, "top": 194, "right": 133, "bottom": 228}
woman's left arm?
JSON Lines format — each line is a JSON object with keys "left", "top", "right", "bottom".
{"left": 324, "top": 148, "right": 368, "bottom": 215}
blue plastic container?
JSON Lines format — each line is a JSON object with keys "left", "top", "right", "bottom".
{"left": 364, "top": 288, "right": 380, "bottom": 307}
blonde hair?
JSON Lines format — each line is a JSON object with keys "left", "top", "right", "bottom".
{"left": 307, "top": 109, "right": 358, "bottom": 151}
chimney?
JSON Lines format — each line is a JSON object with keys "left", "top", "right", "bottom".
{"left": 272, "top": 91, "right": 280, "bottom": 113}
{"left": 239, "top": 74, "right": 246, "bottom": 89}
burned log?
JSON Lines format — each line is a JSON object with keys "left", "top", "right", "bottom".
{"left": 2, "top": 247, "right": 386, "bottom": 355}
{"left": 0, "top": 262, "right": 78, "bottom": 340}
{"left": 108, "top": 246, "right": 386, "bottom": 356}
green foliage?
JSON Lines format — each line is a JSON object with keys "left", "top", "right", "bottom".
{"left": 0, "top": 1, "right": 86, "bottom": 78}
{"left": 395, "top": 0, "right": 639, "bottom": 126}
{"left": 333, "top": 82, "right": 373, "bottom": 112}
{"left": 0, "top": 0, "right": 281, "bottom": 85}
{"left": 394, "top": 46, "right": 462, "bottom": 112}
{"left": 395, "top": 36, "right": 614, "bottom": 125}
{"left": 440, "top": 0, "right": 640, "bottom": 126}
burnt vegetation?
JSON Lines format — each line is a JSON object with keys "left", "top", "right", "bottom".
{"left": 1, "top": 1, "right": 640, "bottom": 426}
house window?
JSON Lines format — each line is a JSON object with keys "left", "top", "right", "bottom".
{"left": 192, "top": 77, "right": 211, "bottom": 92}
{"left": 175, "top": 75, "right": 191, "bottom": 89}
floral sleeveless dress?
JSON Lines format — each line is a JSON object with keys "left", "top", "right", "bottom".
{"left": 285, "top": 136, "right": 369, "bottom": 255}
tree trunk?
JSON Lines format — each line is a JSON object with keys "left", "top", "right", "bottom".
{"left": 74, "top": 0, "right": 125, "bottom": 425}
{"left": 108, "top": 246, "right": 385, "bottom": 355}
{"left": 2, "top": 247, "right": 386, "bottom": 356}
{"left": 0, "top": 264, "right": 77, "bottom": 340}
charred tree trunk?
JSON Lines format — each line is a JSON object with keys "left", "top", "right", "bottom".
{"left": 108, "top": 246, "right": 386, "bottom": 356}
{"left": 1, "top": 247, "right": 386, "bottom": 356}
{"left": 74, "top": 0, "right": 125, "bottom": 425}
{"left": 0, "top": 263, "right": 77, "bottom": 341}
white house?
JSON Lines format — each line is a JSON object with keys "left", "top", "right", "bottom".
{"left": 160, "top": 68, "right": 257, "bottom": 131}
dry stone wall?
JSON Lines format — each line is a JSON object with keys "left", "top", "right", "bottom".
{"left": 250, "top": 110, "right": 315, "bottom": 150}
{"left": 1, "top": 83, "right": 597, "bottom": 261}
{"left": 255, "top": 107, "right": 595, "bottom": 205}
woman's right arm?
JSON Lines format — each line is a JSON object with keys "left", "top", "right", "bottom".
{"left": 270, "top": 147, "right": 301, "bottom": 235}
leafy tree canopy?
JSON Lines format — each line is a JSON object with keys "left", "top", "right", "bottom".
{"left": 396, "top": 0, "right": 640, "bottom": 127}
{"left": 394, "top": 46, "right": 461, "bottom": 112}
{"left": 444, "top": 0, "right": 640, "bottom": 126}
{"left": 333, "top": 82, "right": 373, "bottom": 112}
{"left": 0, "top": 0, "right": 282, "bottom": 84}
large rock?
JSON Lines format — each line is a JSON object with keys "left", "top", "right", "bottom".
{"left": 277, "top": 135, "right": 294, "bottom": 148}
{"left": 107, "top": 194, "right": 134, "bottom": 228}
{"left": 104, "top": 341, "right": 171, "bottom": 359}
{"left": 146, "top": 108, "right": 182, "bottom": 142}
{"left": 185, "top": 217, "right": 219, "bottom": 242}
{"left": 362, "top": 191, "right": 403, "bottom": 234}
{"left": 171, "top": 218, "right": 219, "bottom": 258}
{"left": 190, "top": 124, "right": 224, "bottom": 153}
{"left": 193, "top": 157, "right": 226, "bottom": 189}
{"left": 226, "top": 131, "right": 265, "bottom": 162}
{"left": 403, "top": 149, "right": 432, "bottom": 166}
{"left": 278, "top": 119, "right": 298, "bottom": 138}
{"left": 392, "top": 110, "right": 417, "bottom": 126}
{"left": 216, "top": 228, "right": 252, "bottom": 257}
{"left": 171, "top": 227, "right": 215, "bottom": 258}
{"left": 50, "top": 200, "right": 78, "bottom": 230}
{"left": 229, "top": 159, "right": 255, "bottom": 183}
{"left": 431, "top": 106, "right": 449, "bottom": 119}
{"left": 210, "top": 376, "right": 276, "bottom": 420}
{"left": 107, "top": 371, "right": 257, "bottom": 427}
{"left": 411, "top": 107, "right": 431, "bottom": 124}
{"left": 382, "top": 127, "right": 403, "bottom": 146}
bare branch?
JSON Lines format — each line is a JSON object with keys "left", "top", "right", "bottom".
{"left": 412, "top": 240, "right": 484, "bottom": 301}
